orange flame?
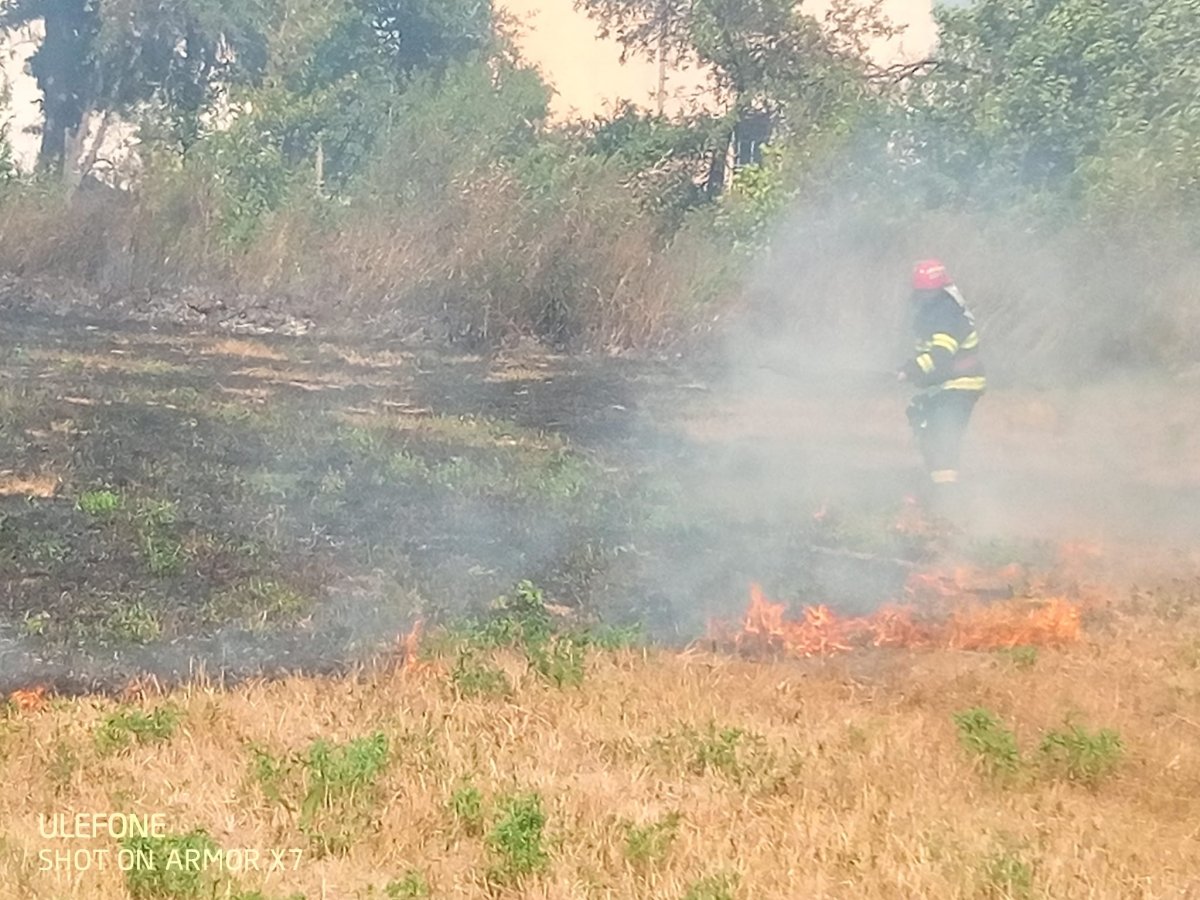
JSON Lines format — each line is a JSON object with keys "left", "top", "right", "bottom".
{"left": 9, "top": 685, "right": 48, "bottom": 712}
{"left": 397, "top": 619, "right": 432, "bottom": 674}
{"left": 723, "top": 574, "right": 1082, "bottom": 659}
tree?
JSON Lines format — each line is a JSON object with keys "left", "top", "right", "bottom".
{"left": 902, "top": 0, "right": 1200, "bottom": 213}
{"left": 2, "top": 0, "right": 100, "bottom": 173}
{"left": 576, "top": 0, "right": 895, "bottom": 119}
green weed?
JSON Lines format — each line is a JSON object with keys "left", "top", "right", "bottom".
{"left": 978, "top": 847, "right": 1035, "bottom": 899}
{"left": 526, "top": 634, "right": 587, "bottom": 688}
{"left": 386, "top": 451, "right": 430, "bottom": 481}
{"left": 1000, "top": 646, "right": 1039, "bottom": 670}
{"left": 299, "top": 732, "right": 391, "bottom": 854}
{"left": 448, "top": 782, "right": 485, "bottom": 836}
{"left": 20, "top": 610, "right": 51, "bottom": 637}
{"left": 482, "top": 580, "right": 554, "bottom": 648}
{"left": 654, "top": 723, "right": 758, "bottom": 780}
{"left": 1038, "top": 723, "right": 1123, "bottom": 787}
{"left": 204, "top": 579, "right": 312, "bottom": 630}
{"left": 576, "top": 622, "right": 645, "bottom": 651}
{"left": 682, "top": 871, "right": 740, "bottom": 900}
{"left": 623, "top": 811, "right": 681, "bottom": 868}
{"left": 101, "top": 598, "right": 163, "bottom": 643}
{"left": 122, "top": 829, "right": 222, "bottom": 899}
{"left": 96, "top": 705, "right": 182, "bottom": 755}
{"left": 485, "top": 791, "right": 550, "bottom": 886}
{"left": 138, "top": 529, "right": 185, "bottom": 576}
{"left": 77, "top": 489, "right": 123, "bottom": 518}
{"left": 47, "top": 739, "right": 78, "bottom": 796}
{"left": 953, "top": 708, "right": 1022, "bottom": 777}
{"left": 384, "top": 871, "right": 431, "bottom": 899}
{"left": 450, "top": 650, "right": 513, "bottom": 700}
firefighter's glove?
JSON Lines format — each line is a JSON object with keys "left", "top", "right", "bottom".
{"left": 906, "top": 399, "right": 927, "bottom": 431}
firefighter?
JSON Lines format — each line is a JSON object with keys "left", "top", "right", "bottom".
{"left": 896, "top": 259, "right": 986, "bottom": 513}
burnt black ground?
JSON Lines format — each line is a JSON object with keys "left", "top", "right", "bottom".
{"left": 1, "top": 306, "right": 1195, "bottom": 695}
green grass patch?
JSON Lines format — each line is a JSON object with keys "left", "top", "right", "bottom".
{"left": 450, "top": 649, "right": 513, "bottom": 700}
{"left": 623, "top": 811, "right": 681, "bottom": 868}
{"left": 1037, "top": 722, "right": 1123, "bottom": 787}
{"left": 485, "top": 791, "right": 550, "bottom": 886}
{"left": 249, "top": 732, "right": 391, "bottom": 856}
{"left": 204, "top": 579, "right": 313, "bottom": 630}
{"left": 953, "top": 708, "right": 1022, "bottom": 778}
{"left": 978, "top": 844, "right": 1035, "bottom": 899}
{"left": 448, "top": 782, "right": 485, "bottom": 836}
{"left": 77, "top": 488, "right": 124, "bottom": 518}
{"left": 96, "top": 704, "right": 183, "bottom": 755}
{"left": 122, "top": 828, "right": 222, "bottom": 899}
{"left": 682, "top": 872, "right": 740, "bottom": 900}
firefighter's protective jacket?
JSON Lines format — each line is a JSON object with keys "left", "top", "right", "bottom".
{"left": 902, "top": 286, "right": 986, "bottom": 393}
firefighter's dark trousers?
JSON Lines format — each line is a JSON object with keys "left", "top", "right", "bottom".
{"left": 907, "top": 388, "right": 980, "bottom": 495}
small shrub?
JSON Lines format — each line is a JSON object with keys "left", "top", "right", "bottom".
{"left": 576, "top": 622, "right": 645, "bottom": 651}
{"left": 77, "top": 489, "right": 123, "bottom": 518}
{"left": 979, "top": 848, "right": 1035, "bottom": 899}
{"left": 249, "top": 745, "right": 290, "bottom": 809}
{"left": 249, "top": 732, "right": 391, "bottom": 856}
{"left": 122, "top": 829, "right": 222, "bottom": 899}
{"left": 139, "top": 529, "right": 185, "bottom": 576}
{"left": 96, "top": 705, "right": 182, "bottom": 755}
{"left": 385, "top": 871, "right": 431, "bottom": 899}
{"left": 47, "top": 739, "right": 78, "bottom": 795}
{"left": 450, "top": 649, "right": 512, "bottom": 700}
{"left": 485, "top": 791, "right": 549, "bottom": 886}
{"left": 204, "top": 579, "right": 312, "bottom": 630}
{"left": 448, "top": 782, "right": 485, "bottom": 836}
{"left": 682, "top": 871, "right": 740, "bottom": 900}
{"left": 953, "top": 708, "right": 1022, "bottom": 777}
{"left": 300, "top": 732, "right": 390, "bottom": 853}
{"left": 1038, "top": 723, "right": 1123, "bottom": 787}
{"left": 526, "top": 634, "right": 587, "bottom": 688}
{"left": 102, "top": 599, "right": 163, "bottom": 643}
{"left": 1002, "top": 646, "right": 1039, "bottom": 670}
{"left": 623, "top": 812, "right": 680, "bottom": 868}
{"left": 483, "top": 580, "right": 554, "bottom": 649}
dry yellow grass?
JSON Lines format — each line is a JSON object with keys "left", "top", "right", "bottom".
{"left": 199, "top": 339, "right": 290, "bottom": 362}
{"left": 0, "top": 472, "right": 60, "bottom": 498}
{"left": 0, "top": 604, "right": 1198, "bottom": 900}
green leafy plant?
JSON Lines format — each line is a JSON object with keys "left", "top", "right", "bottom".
{"left": 1001, "top": 646, "right": 1039, "bottom": 670}
{"left": 448, "top": 782, "right": 485, "bottom": 836}
{"left": 96, "top": 705, "right": 182, "bottom": 755}
{"left": 953, "top": 708, "right": 1022, "bottom": 777}
{"left": 1038, "top": 723, "right": 1123, "bottom": 787}
{"left": 485, "top": 791, "right": 550, "bottom": 886}
{"left": 682, "top": 871, "right": 740, "bottom": 900}
{"left": 122, "top": 829, "right": 222, "bottom": 899}
{"left": 384, "top": 871, "right": 431, "bottom": 899}
{"left": 979, "top": 847, "right": 1035, "bottom": 899}
{"left": 77, "top": 489, "right": 123, "bottom": 518}
{"left": 299, "top": 732, "right": 390, "bottom": 854}
{"left": 450, "top": 649, "right": 513, "bottom": 700}
{"left": 526, "top": 634, "right": 587, "bottom": 688}
{"left": 623, "top": 811, "right": 681, "bottom": 868}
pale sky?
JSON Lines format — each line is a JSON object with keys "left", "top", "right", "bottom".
{"left": 500, "top": 0, "right": 941, "bottom": 119}
{"left": 1, "top": 1, "right": 944, "bottom": 170}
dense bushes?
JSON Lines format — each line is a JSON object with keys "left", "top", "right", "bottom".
{"left": 0, "top": 0, "right": 1197, "bottom": 370}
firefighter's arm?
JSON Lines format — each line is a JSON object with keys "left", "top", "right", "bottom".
{"left": 901, "top": 332, "right": 959, "bottom": 386}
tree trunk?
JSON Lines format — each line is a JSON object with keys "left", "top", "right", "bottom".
{"left": 31, "top": 0, "right": 97, "bottom": 176}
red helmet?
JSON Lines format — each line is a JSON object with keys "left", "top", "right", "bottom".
{"left": 912, "top": 259, "right": 953, "bottom": 290}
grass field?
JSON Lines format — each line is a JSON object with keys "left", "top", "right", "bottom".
{"left": 0, "top": 309, "right": 1198, "bottom": 898}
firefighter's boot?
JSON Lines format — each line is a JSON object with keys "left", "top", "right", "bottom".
{"left": 924, "top": 469, "right": 963, "bottom": 528}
